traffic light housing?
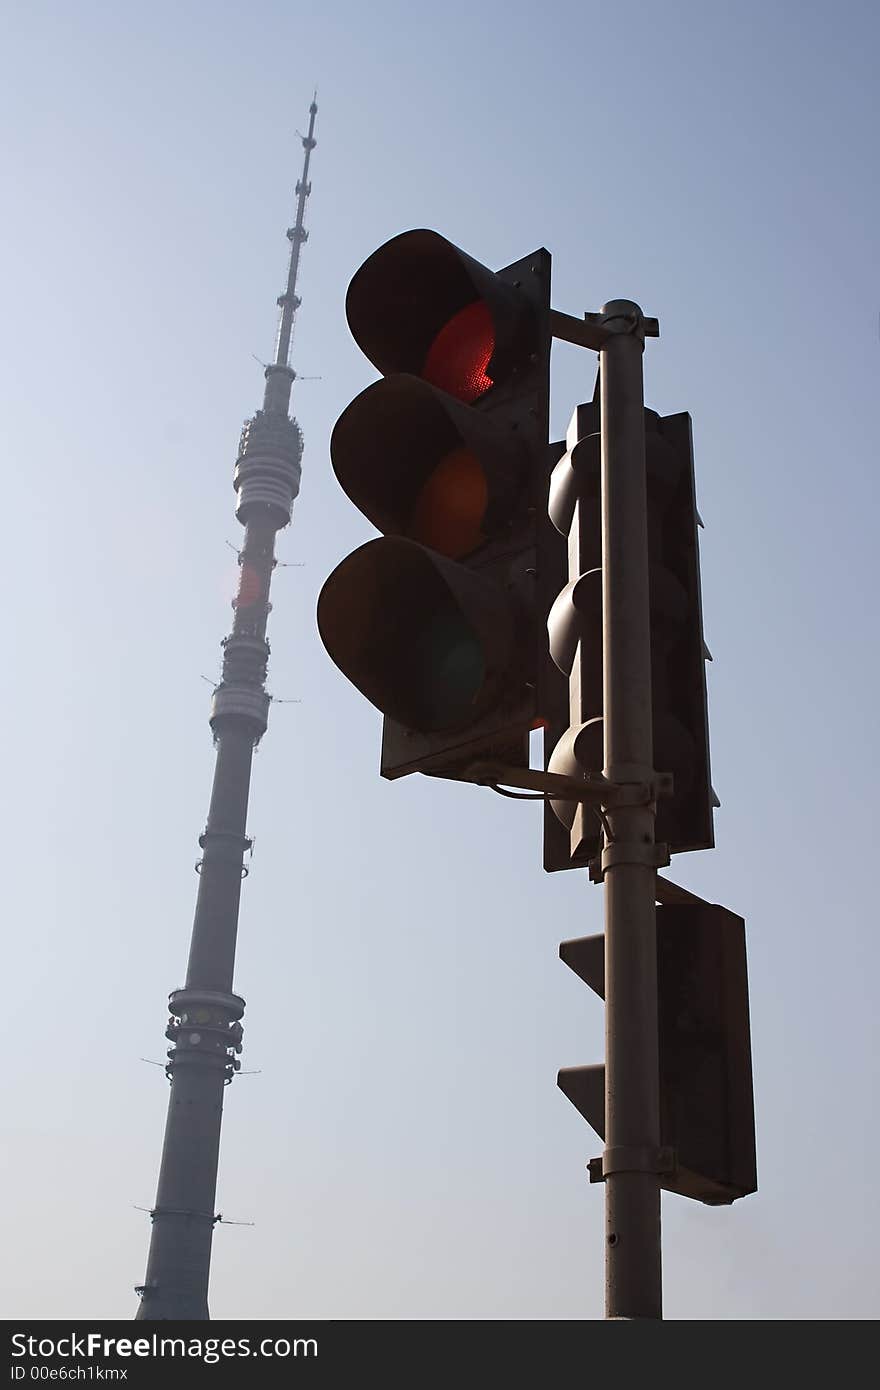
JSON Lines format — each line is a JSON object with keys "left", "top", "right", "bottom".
{"left": 544, "top": 400, "right": 716, "bottom": 871}
{"left": 558, "top": 899, "right": 757, "bottom": 1205}
{"left": 318, "top": 231, "right": 563, "bottom": 780}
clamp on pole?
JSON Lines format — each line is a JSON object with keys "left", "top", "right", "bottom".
{"left": 588, "top": 1147, "right": 677, "bottom": 1184}
{"left": 589, "top": 840, "right": 671, "bottom": 883}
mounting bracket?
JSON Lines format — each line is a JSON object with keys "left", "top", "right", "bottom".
{"left": 442, "top": 759, "right": 672, "bottom": 809}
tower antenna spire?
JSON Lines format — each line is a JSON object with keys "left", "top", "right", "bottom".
{"left": 264, "top": 95, "right": 318, "bottom": 412}
{"left": 135, "top": 98, "right": 318, "bottom": 1323}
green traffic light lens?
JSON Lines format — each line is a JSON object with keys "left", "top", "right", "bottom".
{"left": 316, "top": 537, "right": 516, "bottom": 735}
{"left": 408, "top": 610, "right": 485, "bottom": 730}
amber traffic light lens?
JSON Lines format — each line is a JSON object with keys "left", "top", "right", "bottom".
{"left": 422, "top": 300, "right": 494, "bottom": 403}
{"left": 330, "top": 376, "right": 528, "bottom": 563}
{"left": 409, "top": 447, "right": 489, "bottom": 559}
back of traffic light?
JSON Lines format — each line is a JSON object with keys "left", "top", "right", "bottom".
{"left": 544, "top": 394, "right": 718, "bottom": 873}
{"left": 557, "top": 892, "right": 757, "bottom": 1206}
{"left": 317, "top": 231, "right": 563, "bottom": 781}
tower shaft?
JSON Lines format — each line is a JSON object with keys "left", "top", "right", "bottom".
{"left": 135, "top": 102, "right": 317, "bottom": 1321}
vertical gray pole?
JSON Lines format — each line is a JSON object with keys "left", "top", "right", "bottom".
{"left": 599, "top": 301, "right": 663, "bottom": 1319}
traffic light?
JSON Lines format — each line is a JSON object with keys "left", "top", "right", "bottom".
{"left": 557, "top": 897, "right": 757, "bottom": 1204}
{"left": 318, "top": 230, "right": 563, "bottom": 780}
{"left": 544, "top": 398, "right": 717, "bottom": 871}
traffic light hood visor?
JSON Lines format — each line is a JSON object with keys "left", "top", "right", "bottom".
{"left": 317, "top": 537, "right": 517, "bottom": 733}
{"left": 345, "top": 230, "right": 535, "bottom": 397}
{"left": 330, "top": 375, "right": 528, "bottom": 560}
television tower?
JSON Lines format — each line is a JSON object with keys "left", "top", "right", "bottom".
{"left": 135, "top": 99, "right": 318, "bottom": 1321}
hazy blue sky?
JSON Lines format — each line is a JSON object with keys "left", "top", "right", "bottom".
{"left": 2, "top": 0, "right": 877, "bottom": 1320}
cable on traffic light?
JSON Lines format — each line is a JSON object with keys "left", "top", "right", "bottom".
{"left": 486, "top": 781, "right": 614, "bottom": 841}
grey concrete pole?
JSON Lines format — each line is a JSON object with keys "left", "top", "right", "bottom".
{"left": 599, "top": 301, "right": 663, "bottom": 1320}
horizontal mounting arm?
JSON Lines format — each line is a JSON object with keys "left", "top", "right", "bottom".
{"left": 434, "top": 760, "right": 669, "bottom": 807}
{"left": 550, "top": 308, "right": 660, "bottom": 351}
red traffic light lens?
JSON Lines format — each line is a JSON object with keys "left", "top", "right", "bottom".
{"left": 409, "top": 446, "right": 489, "bottom": 559}
{"left": 422, "top": 300, "right": 494, "bottom": 403}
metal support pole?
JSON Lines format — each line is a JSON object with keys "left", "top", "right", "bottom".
{"left": 599, "top": 300, "right": 663, "bottom": 1320}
